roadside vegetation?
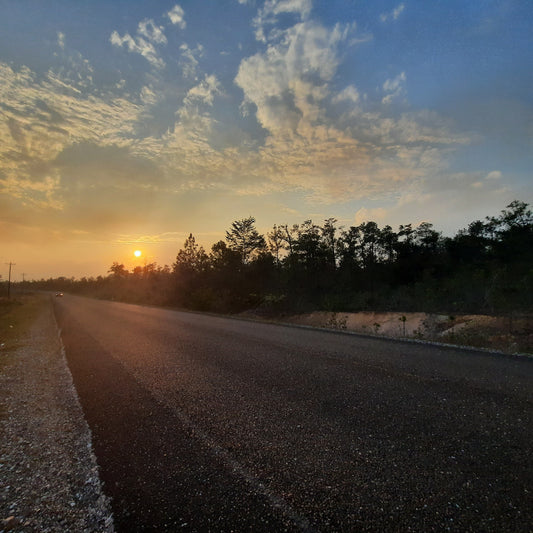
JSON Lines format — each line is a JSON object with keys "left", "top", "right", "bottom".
{"left": 0, "top": 295, "right": 44, "bottom": 354}
{"left": 12, "top": 201, "right": 533, "bottom": 352}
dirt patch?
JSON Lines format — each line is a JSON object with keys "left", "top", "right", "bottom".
{"left": 274, "top": 311, "right": 532, "bottom": 355}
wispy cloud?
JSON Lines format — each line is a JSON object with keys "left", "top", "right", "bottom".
{"left": 184, "top": 74, "right": 221, "bottom": 106}
{"left": 382, "top": 71, "right": 406, "bottom": 104}
{"left": 231, "top": 8, "right": 468, "bottom": 204}
{"left": 110, "top": 17, "right": 167, "bottom": 68}
{"left": 332, "top": 85, "right": 360, "bottom": 105}
{"left": 57, "top": 31, "right": 66, "bottom": 49}
{"left": 0, "top": 0, "right": 479, "bottom": 246}
{"left": 110, "top": 31, "right": 165, "bottom": 68}
{"left": 253, "top": 0, "right": 312, "bottom": 42}
{"left": 178, "top": 43, "right": 204, "bottom": 79}
{"left": 138, "top": 19, "right": 167, "bottom": 45}
{"left": 380, "top": 3, "right": 405, "bottom": 23}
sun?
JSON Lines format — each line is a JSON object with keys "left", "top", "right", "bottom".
{"left": 134, "top": 250, "right": 142, "bottom": 258}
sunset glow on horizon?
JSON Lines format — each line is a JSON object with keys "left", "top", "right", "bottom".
{"left": 1, "top": 1, "right": 531, "bottom": 281}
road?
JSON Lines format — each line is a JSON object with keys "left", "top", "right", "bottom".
{"left": 54, "top": 295, "right": 533, "bottom": 532}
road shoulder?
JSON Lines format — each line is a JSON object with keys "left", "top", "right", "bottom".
{"left": 0, "top": 295, "right": 113, "bottom": 532}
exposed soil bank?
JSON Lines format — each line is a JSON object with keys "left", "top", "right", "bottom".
{"left": 248, "top": 311, "right": 533, "bottom": 355}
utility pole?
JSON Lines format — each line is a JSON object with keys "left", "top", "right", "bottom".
{"left": 6, "top": 262, "right": 15, "bottom": 299}
{"left": 21, "top": 273, "right": 26, "bottom": 295}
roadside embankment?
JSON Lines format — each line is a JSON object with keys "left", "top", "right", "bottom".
{"left": 0, "top": 294, "right": 113, "bottom": 532}
{"left": 261, "top": 310, "right": 533, "bottom": 355}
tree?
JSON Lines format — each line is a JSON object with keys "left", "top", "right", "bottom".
{"left": 321, "top": 218, "right": 339, "bottom": 269}
{"left": 108, "top": 262, "right": 129, "bottom": 278}
{"left": 173, "top": 234, "right": 208, "bottom": 275}
{"left": 379, "top": 225, "right": 398, "bottom": 264}
{"left": 172, "top": 234, "right": 210, "bottom": 308}
{"left": 225, "top": 217, "right": 266, "bottom": 264}
{"left": 267, "top": 224, "right": 286, "bottom": 267}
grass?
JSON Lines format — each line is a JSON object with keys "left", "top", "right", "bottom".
{"left": 0, "top": 292, "right": 46, "bottom": 363}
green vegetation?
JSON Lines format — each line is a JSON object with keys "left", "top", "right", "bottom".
{"left": 21, "top": 202, "right": 533, "bottom": 321}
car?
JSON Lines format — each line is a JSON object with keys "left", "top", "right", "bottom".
{"left": 55, "top": 292, "right": 64, "bottom": 297}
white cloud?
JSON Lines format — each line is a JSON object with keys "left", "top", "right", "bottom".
{"left": 236, "top": 21, "right": 347, "bottom": 134}
{"left": 110, "top": 17, "right": 167, "bottom": 69}
{"left": 0, "top": 61, "right": 144, "bottom": 220}
{"left": 232, "top": 8, "right": 472, "bottom": 205}
{"left": 486, "top": 170, "right": 502, "bottom": 180}
{"left": 0, "top": 0, "right": 480, "bottom": 243}
{"left": 332, "top": 85, "right": 360, "bottom": 105}
{"left": 179, "top": 43, "right": 203, "bottom": 79}
{"left": 110, "top": 30, "right": 165, "bottom": 68}
{"left": 138, "top": 19, "right": 167, "bottom": 45}
{"left": 167, "top": 5, "right": 186, "bottom": 29}
{"left": 57, "top": 31, "right": 66, "bottom": 49}
{"left": 253, "top": 0, "right": 312, "bottom": 42}
{"left": 184, "top": 74, "right": 221, "bottom": 106}
{"left": 380, "top": 3, "right": 405, "bottom": 23}
{"left": 382, "top": 71, "right": 406, "bottom": 104}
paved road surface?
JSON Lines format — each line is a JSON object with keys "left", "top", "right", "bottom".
{"left": 54, "top": 295, "right": 533, "bottom": 532}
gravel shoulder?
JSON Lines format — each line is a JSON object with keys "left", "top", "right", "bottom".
{"left": 0, "top": 295, "right": 113, "bottom": 532}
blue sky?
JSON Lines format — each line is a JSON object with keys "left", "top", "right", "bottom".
{"left": 1, "top": 0, "right": 532, "bottom": 278}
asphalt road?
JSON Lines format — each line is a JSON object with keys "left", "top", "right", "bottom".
{"left": 54, "top": 295, "right": 533, "bottom": 532}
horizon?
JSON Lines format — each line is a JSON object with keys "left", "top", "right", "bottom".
{"left": 1, "top": 1, "right": 531, "bottom": 280}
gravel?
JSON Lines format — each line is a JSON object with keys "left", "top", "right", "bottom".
{"left": 0, "top": 298, "right": 114, "bottom": 532}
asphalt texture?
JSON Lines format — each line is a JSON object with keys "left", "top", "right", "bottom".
{"left": 54, "top": 295, "right": 533, "bottom": 532}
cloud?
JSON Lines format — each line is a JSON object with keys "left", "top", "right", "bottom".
{"left": 332, "top": 85, "right": 360, "bottom": 105}
{"left": 231, "top": 8, "right": 472, "bottom": 205}
{"left": 178, "top": 43, "right": 204, "bottom": 79}
{"left": 387, "top": 171, "right": 514, "bottom": 233}
{"left": 110, "top": 18, "right": 167, "bottom": 68}
{"left": 57, "top": 31, "right": 66, "bottom": 49}
{"left": 486, "top": 170, "right": 502, "bottom": 180}
{"left": 380, "top": 3, "right": 405, "bottom": 23}
{"left": 138, "top": 19, "right": 167, "bottom": 45}
{"left": 0, "top": 2, "right": 478, "bottom": 248}
{"left": 236, "top": 20, "right": 348, "bottom": 135}
{"left": 114, "top": 231, "right": 186, "bottom": 244}
{"left": 354, "top": 207, "right": 388, "bottom": 225}
{"left": 167, "top": 4, "right": 186, "bottom": 29}
{"left": 184, "top": 74, "right": 221, "bottom": 106}
{"left": 0, "top": 61, "right": 147, "bottom": 230}
{"left": 253, "top": 0, "right": 313, "bottom": 42}
{"left": 382, "top": 71, "right": 406, "bottom": 104}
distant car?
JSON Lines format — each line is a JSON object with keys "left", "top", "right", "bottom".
{"left": 55, "top": 292, "right": 64, "bottom": 297}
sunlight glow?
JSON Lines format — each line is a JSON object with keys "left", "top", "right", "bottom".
{"left": 134, "top": 250, "right": 142, "bottom": 257}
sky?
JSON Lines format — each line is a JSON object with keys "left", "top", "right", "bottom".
{"left": 1, "top": 0, "right": 532, "bottom": 280}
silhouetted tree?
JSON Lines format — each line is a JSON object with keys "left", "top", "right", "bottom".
{"left": 267, "top": 224, "right": 286, "bottom": 267}
{"left": 173, "top": 234, "right": 208, "bottom": 275}
{"left": 226, "top": 217, "right": 267, "bottom": 264}
{"left": 108, "top": 262, "right": 129, "bottom": 278}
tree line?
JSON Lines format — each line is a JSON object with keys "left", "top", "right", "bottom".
{"left": 24, "top": 201, "right": 533, "bottom": 316}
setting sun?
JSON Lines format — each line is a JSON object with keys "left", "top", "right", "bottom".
{"left": 134, "top": 250, "right": 142, "bottom": 258}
